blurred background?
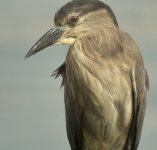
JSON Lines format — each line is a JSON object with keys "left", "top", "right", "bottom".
{"left": 0, "top": 0, "right": 156, "bottom": 149}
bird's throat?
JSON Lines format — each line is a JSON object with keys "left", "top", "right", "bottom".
{"left": 56, "top": 37, "right": 76, "bottom": 45}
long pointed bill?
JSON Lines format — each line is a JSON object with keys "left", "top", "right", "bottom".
{"left": 25, "top": 27, "right": 63, "bottom": 58}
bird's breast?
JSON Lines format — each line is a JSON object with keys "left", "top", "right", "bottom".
{"left": 65, "top": 42, "right": 132, "bottom": 149}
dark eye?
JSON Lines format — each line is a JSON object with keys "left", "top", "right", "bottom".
{"left": 70, "top": 16, "right": 79, "bottom": 24}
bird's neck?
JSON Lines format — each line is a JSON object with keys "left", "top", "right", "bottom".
{"left": 65, "top": 28, "right": 123, "bottom": 85}
{"left": 78, "top": 26, "right": 123, "bottom": 57}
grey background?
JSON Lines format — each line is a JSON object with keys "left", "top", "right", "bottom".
{"left": 0, "top": 0, "right": 156, "bottom": 149}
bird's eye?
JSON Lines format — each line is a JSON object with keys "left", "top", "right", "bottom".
{"left": 70, "top": 16, "right": 79, "bottom": 24}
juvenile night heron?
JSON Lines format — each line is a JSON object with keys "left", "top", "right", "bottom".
{"left": 26, "top": 0, "right": 149, "bottom": 149}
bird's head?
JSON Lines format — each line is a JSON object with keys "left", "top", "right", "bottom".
{"left": 25, "top": 0, "right": 118, "bottom": 58}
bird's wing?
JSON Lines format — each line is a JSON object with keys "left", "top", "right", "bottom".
{"left": 64, "top": 91, "right": 83, "bottom": 150}
{"left": 124, "top": 64, "right": 149, "bottom": 150}
{"left": 53, "top": 63, "right": 83, "bottom": 150}
{"left": 121, "top": 31, "right": 149, "bottom": 149}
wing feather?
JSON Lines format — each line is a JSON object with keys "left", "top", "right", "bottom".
{"left": 124, "top": 65, "right": 148, "bottom": 150}
{"left": 64, "top": 93, "right": 83, "bottom": 150}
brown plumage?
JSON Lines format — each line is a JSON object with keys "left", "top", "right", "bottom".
{"left": 26, "top": 0, "right": 149, "bottom": 149}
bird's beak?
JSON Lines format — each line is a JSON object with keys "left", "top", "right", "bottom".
{"left": 25, "top": 27, "right": 63, "bottom": 58}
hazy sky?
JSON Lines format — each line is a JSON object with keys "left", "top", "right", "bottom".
{"left": 0, "top": 0, "right": 157, "bottom": 150}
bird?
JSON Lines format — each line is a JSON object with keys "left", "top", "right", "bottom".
{"left": 25, "top": 0, "right": 149, "bottom": 150}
